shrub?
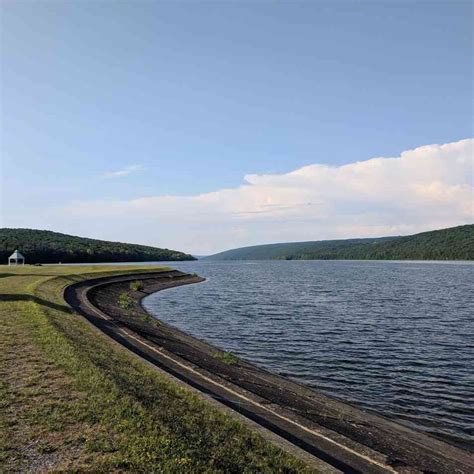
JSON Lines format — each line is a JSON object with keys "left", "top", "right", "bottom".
{"left": 143, "top": 314, "right": 154, "bottom": 324}
{"left": 118, "top": 292, "right": 134, "bottom": 310}
{"left": 214, "top": 351, "right": 239, "bottom": 366}
{"left": 130, "top": 280, "right": 144, "bottom": 292}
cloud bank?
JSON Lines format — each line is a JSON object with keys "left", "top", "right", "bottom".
{"left": 64, "top": 138, "right": 472, "bottom": 254}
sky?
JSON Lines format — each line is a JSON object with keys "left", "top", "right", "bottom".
{"left": 1, "top": 1, "right": 473, "bottom": 254}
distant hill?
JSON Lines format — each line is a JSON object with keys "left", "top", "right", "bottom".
{"left": 0, "top": 229, "right": 196, "bottom": 263}
{"left": 206, "top": 225, "right": 474, "bottom": 261}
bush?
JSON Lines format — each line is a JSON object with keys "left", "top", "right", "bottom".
{"left": 214, "top": 351, "right": 239, "bottom": 366}
{"left": 143, "top": 314, "right": 155, "bottom": 324}
{"left": 118, "top": 292, "right": 134, "bottom": 310}
{"left": 130, "top": 280, "right": 144, "bottom": 292}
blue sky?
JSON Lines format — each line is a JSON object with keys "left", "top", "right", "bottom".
{"left": 1, "top": 1, "right": 472, "bottom": 253}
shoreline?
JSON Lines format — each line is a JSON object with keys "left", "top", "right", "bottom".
{"left": 64, "top": 271, "right": 474, "bottom": 473}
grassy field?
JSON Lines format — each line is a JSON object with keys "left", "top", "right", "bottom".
{"left": 0, "top": 265, "right": 311, "bottom": 472}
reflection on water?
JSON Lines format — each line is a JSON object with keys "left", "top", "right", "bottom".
{"left": 143, "top": 260, "right": 474, "bottom": 450}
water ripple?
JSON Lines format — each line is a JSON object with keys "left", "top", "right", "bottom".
{"left": 143, "top": 260, "right": 474, "bottom": 450}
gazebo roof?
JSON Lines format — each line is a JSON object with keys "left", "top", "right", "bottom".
{"left": 9, "top": 250, "right": 25, "bottom": 259}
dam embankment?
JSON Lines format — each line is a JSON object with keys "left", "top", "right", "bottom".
{"left": 64, "top": 271, "right": 474, "bottom": 473}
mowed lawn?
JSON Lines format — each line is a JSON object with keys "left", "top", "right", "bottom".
{"left": 0, "top": 265, "right": 311, "bottom": 473}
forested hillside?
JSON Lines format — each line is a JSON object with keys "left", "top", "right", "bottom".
{"left": 207, "top": 225, "right": 474, "bottom": 261}
{"left": 0, "top": 229, "right": 196, "bottom": 263}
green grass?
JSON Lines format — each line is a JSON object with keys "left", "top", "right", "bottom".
{"left": 117, "top": 291, "right": 134, "bottom": 310}
{"left": 214, "top": 351, "right": 239, "bottom": 366}
{"left": 0, "top": 265, "right": 312, "bottom": 472}
{"left": 129, "top": 280, "right": 144, "bottom": 292}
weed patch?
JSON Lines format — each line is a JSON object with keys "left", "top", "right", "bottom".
{"left": 214, "top": 351, "right": 239, "bottom": 366}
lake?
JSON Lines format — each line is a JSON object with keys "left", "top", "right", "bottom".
{"left": 142, "top": 260, "right": 474, "bottom": 450}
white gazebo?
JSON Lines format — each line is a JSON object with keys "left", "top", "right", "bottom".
{"left": 8, "top": 250, "right": 25, "bottom": 266}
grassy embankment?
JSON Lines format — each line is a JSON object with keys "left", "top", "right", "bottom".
{"left": 0, "top": 265, "right": 310, "bottom": 472}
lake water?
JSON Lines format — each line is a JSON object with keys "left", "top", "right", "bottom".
{"left": 142, "top": 260, "right": 474, "bottom": 450}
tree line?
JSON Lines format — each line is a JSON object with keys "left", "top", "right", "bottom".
{"left": 207, "top": 225, "right": 474, "bottom": 261}
{"left": 0, "top": 228, "right": 196, "bottom": 263}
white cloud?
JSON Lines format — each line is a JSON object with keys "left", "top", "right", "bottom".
{"left": 103, "top": 164, "right": 145, "bottom": 178}
{"left": 50, "top": 138, "right": 474, "bottom": 254}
